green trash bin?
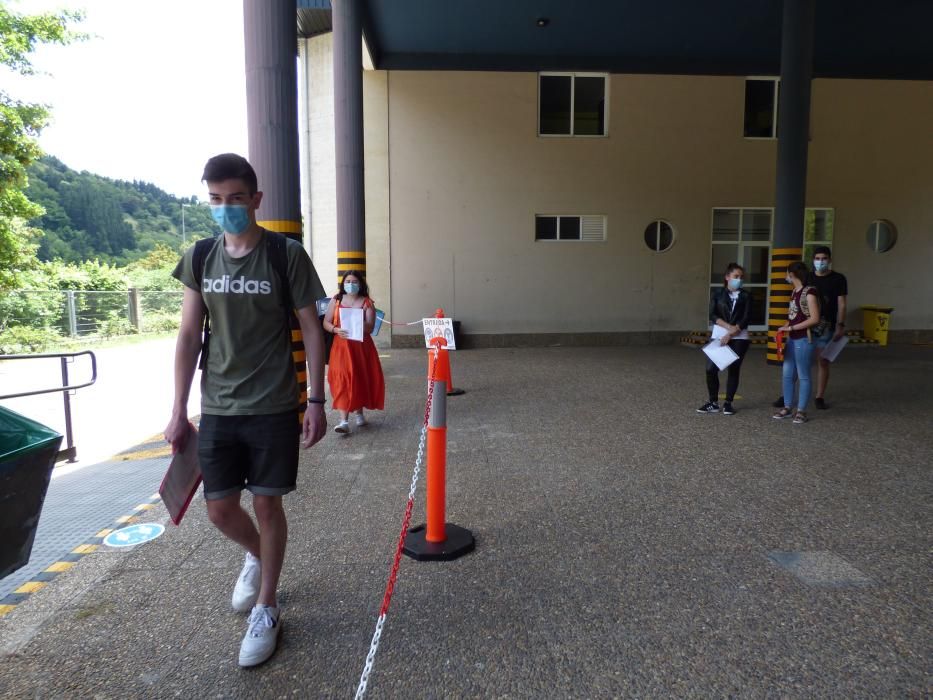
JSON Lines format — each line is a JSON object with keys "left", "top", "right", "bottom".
{"left": 0, "top": 406, "right": 63, "bottom": 579}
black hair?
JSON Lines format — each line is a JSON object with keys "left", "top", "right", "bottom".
{"left": 336, "top": 270, "right": 370, "bottom": 301}
{"left": 201, "top": 153, "right": 258, "bottom": 195}
{"left": 813, "top": 245, "right": 832, "bottom": 258}
{"left": 787, "top": 261, "right": 809, "bottom": 282}
{"left": 723, "top": 262, "right": 744, "bottom": 286}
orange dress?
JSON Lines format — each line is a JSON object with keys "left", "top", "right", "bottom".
{"left": 328, "top": 298, "right": 385, "bottom": 412}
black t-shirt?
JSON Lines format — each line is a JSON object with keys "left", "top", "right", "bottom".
{"left": 810, "top": 270, "right": 848, "bottom": 325}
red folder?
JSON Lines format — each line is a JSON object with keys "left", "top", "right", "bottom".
{"left": 158, "top": 422, "right": 202, "bottom": 525}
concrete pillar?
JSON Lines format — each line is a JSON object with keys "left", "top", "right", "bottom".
{"left": 333, "top": 0, "right": 367, "bottom": 286}
{"left": 767, "top": 0, "right": 816, "bottom": 365}
{"left": 244, "top": 0, "right": 301, "bottom": 241}
{"left": 243, "top": 0, "right": 307, "bottom": 404}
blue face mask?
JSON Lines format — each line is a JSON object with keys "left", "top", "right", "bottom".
{"left": 813, "top": 260, "right": 829, "bottom": 272}
{"left": 344, "top": 282, "right": 360, "bottom": 295}
{"left": 210, "top": 205, "right": 250, "bottom": 235}
{"left": 728, "top": 278, "right": 743, "bottom": 290}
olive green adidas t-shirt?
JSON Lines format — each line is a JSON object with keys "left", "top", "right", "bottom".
{"left": 172, "top": 231, "right": 326, "bottom": 416}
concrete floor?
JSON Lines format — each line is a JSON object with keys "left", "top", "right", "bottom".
{"left": 0, "top": 344, "right": 929, "bottom": 698}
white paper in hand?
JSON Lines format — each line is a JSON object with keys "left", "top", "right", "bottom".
{"left": 820, "top": 334, "right": 849, "bottom": 363}
{"left": 702, "top": 340, "right": 739, "bottom": 371}
{"left": 341, "top": 307, "right": 364, "bottom": 342}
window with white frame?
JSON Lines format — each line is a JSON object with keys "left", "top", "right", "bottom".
{"left": 538, "top": 73, "right": 608, "bottom": 136}
{"left": 535, "top": 215, "right": 606, "bottom": 241}
{"left": 744, "top": 77, "right": 779, "bottom": 139}
{"left": 710, "top": 207, "right": 773, "bottom": 329}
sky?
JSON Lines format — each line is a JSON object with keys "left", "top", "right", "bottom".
{"left": 7, "top": 0, "right": 249, "bottom": 199}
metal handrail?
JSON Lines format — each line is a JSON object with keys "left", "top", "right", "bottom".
{"left": 0, "top": 351, "right": 98, "bottom": 462}
{"left": 0, "top": 351, "right": 98, "bottom": 399}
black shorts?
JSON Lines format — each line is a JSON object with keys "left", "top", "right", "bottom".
{"left": 198, "top": 411, "right": 299, "bottom": 500}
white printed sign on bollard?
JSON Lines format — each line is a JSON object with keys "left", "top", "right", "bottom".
{"left": 422, "top": 318, "right": 456, "bottom": 350}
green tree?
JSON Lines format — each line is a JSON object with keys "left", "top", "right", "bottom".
{"left": 0, "top": 3, "right": 83, "bottom": 290}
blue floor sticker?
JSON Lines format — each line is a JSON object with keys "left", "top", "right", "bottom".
{"left": 104, "top": 523, "right": 165, "bottom": 548}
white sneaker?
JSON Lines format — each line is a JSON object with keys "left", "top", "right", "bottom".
{"left": 231, "top": 552, "right": 261, "bottom": 613}
{"left": 238, "top": 605, "right": 281, "bottom": 667}
{"left": 355, "top": 413, "right": 367, "bottom": 427}
{"left": 334, "top": 420, "right": 350, "bottom": 434}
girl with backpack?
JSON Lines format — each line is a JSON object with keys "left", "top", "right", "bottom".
{"left": 773, "top": 261, "right": 822, "bottom": 424}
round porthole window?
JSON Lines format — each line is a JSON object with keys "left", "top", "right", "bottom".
{"left": 644, "top": 220, "right": 675, "bottom": 252}
{"left": 866, "top": 220, "right": 897, "bottom": 253}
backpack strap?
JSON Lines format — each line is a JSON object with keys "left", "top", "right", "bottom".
{"left": 799, "top": 286, "right": 815, "bottom": 319}
{"left": 192, "top": 237, "right": 217, "bottom": 371}
{"left": 191, "top": 237, "right": 215, "bottom": 290}
{"left": 264, "top": 231, "right": 293, "bottom": 330}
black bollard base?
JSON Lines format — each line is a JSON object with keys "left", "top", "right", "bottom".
{"left": 403, "top": 523, "right": 475, "bottom": 561}
{"left": 447, "top": 388, "right": 466, "bottom": 396}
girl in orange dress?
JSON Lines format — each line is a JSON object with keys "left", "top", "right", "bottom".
{"left": 322, "top": 270, "right": 385, "bottom": 434}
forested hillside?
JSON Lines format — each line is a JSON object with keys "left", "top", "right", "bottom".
{"left": 26, "top": 156, "right": 217, "bottom": 264}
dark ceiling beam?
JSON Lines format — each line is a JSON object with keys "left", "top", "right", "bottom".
{"left": 374, "top": 51, "right": 933, "bottom": 81}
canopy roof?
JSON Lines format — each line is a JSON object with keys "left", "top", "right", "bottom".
{"left": 298, "top": 0, "right": 933, "bottom": 80}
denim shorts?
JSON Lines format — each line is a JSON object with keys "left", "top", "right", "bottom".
{"left": 813, "top": 326, "right": 835, "bottom": 348}
{"left": 197, "top": 411, "right": 300, "bottom": 500}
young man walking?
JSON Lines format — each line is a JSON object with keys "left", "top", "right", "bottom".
{"left": 164, "top": 153, "right": 327, "bottom": 667}
{"left": 772, "top": 246, "right": 848, "bottom": 410}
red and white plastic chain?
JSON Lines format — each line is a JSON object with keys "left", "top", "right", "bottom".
{"left": 355, "top": 344, "right": 440, "bottom": 699}
{"left": 378, "top": 317, "right": 424, "bottom": 327}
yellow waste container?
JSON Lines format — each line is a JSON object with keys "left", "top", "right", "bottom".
{"left": 861, "top": 305, "right": 894, "bottom": 346}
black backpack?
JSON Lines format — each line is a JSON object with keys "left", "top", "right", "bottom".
{"left": 191, "top": 233, "right": 293, "bottom": 371}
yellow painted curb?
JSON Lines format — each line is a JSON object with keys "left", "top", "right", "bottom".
{"left": 15, "top": 581, "right": 47, "bottom": 594}
{"left": 45, "top": 562, "right": 74, "bottom": 573}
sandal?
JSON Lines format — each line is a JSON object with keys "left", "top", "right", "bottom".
{"left": 793, "top": 411, "right": 808, "bottom": 424}
{"left": 772, "top": 407, "right": 793, "bottom": 420}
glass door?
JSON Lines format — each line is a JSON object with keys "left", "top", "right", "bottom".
{"left": 710, "top": 208, "right": 773, "bottom": 330}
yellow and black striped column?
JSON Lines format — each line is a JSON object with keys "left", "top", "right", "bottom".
{"left": 258, "top": 223, "right": 308, "bottom": 412}
{"left": 337, "top": 251, "right": 366, "bottom": 287}
{"left": 245, "top": 0, "right": 307, "bottom": 423}
{"left": 767, "top": 248, "right": 802, "bottom": 365}
{"left": 768, "top": 0, "right": 814, "bottom": 366}
{"left": 334, "top": 0, "right": 367, "bottom": 284}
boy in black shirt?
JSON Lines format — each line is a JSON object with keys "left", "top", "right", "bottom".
{"left": 810, "top": 246, "right": 848, "bottom": 408}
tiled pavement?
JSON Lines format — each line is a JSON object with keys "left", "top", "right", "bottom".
{"left": 0, "top": 445, "right": 172, "bottom": 601}
{"left": 0, "top": 344, "right": 929, "bottom": 698}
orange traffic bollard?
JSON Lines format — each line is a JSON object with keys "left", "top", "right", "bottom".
{"left": 426, "top": 339, "right": 448, "bottom": 543}
{"left": 403, "top": 338, "right": 475, "bottom": 561}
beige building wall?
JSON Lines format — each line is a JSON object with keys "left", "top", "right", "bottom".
{"left": 385, "top": 71, "right": 933, "bottom": 340}
{"left": 808, "top": 79, "right": 933, "bottom": 331}
{"left": 305, "top": 34, "right": 337, "bottom": 291}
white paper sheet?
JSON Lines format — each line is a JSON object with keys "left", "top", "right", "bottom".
{"left": 702, "top": 340, "right": 740, "bottom": 371}
{"left": 711, "top": 323, "right": 749, "bottom": 341}
{"left": 820, "top": 334, "right": 849, "bottom": 363}
{"left": 341, "top": 307, "right": 364, "bottom": 342}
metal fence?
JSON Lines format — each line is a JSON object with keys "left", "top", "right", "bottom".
{"left": 1, "top": 290, "right": 184, "bottom": 338}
